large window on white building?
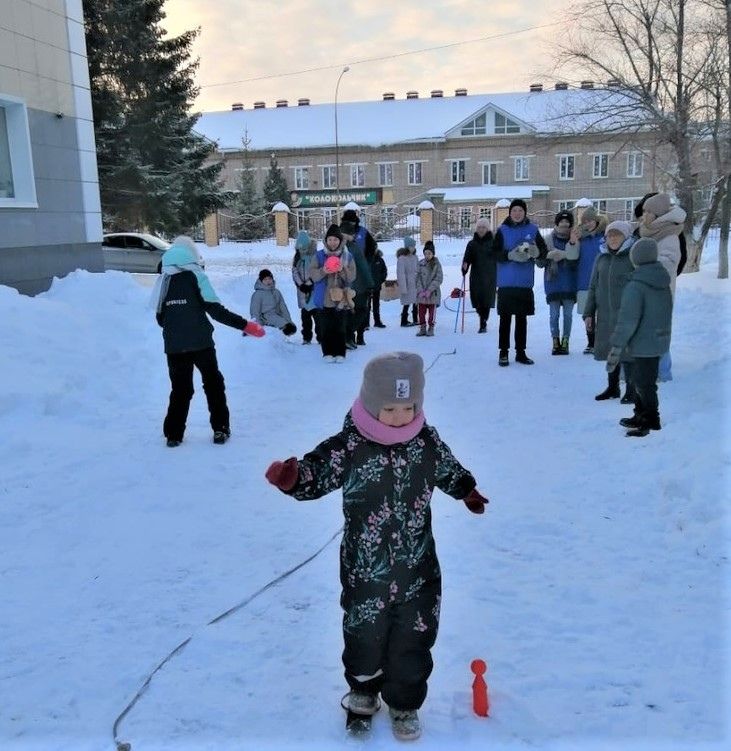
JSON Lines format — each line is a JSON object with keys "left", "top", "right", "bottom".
{"left": 494, "top": 112, "right": 520, "bottom": 134}
{"left": 461, "top": 113, "right": 487, "bottom": 136}
{"left": 627, "top": 151, "right": 644, "bottom": 177}
{"left": 350, "top": 164, "right": 365, "bottom": 187}
{"left": 407, "top": 162, "right": 423, "bottom": 185}
{"left": 558, "top": 155, "right": 575, "bottom": 180}
{"left": 378, "top": 163, "right": 394, "bottom": 186}
{"left": 321, "top": 165, "right": 336, "bottom": 189}
{"left": 0, "top": 95, "right": 37, "bottom": 207}
{"left": 482, "top": 162, "right": 498, "bottom": 185}
{"left": 513, "top": 156, "right": 529, "bottom": 181}
{"left": 450, "top": 159, "right": 466, "bottom": 184}
{"left": 293, "top": 167, "right": 309, "bottom": 190}
{"left": 592, "top": 153, "right": 609, "bottom": 178}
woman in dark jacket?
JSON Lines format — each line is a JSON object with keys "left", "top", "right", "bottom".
{"left": 461, "top": 217, "right": 496, "bottom": 333}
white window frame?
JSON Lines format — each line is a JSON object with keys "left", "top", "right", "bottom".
{"left": 627, "top": 151, "right": 644, "bottom": 178}
{"left": 481, "top": 162, "right": 499, "bottom": 185}
{"left": 592, "top": 199, "right": 607, "bottom": 213}
{"left": 0, "top": 95, "right": 37, "bottom": 208}
{"left": 450, "top": 159, "right": 467, "bottom": 184}
{"left": 349, "top": 163, "right": 366, "bottom": 188}
{"left": 321, "top": 165, "right": 336, "bottom": 189}
{"left": 592, "top": 153, "right": 609, "bottom": 178}
{"left": 377, "top": 162, "right": 394, "bottom": 187}
{"left": 623, "top": 199, "right": 636, "bottom": 221}
{"left": 494, "top": 112, "right": 521, "bottom": 135}
{"left": 407, "top": 162, "right": 423, "bottom": 185}
{"left": 460, "top": 113, "right": 487, "bottom": 136}
{"left": 558, "top": 154, "right": 575, "bottom": 181}
{"left": 513, "top": 156, "right": 529, "bottom": 181}
{"left": 556, "top": 200, "right": 574, "bottom": 212}
{"left": 459, "top": 206, "right": 473, "bottom": 229}
{"left": 293, "top": 166, "right": 310, "bottom": 190}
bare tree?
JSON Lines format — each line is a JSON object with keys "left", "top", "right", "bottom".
{"left": 548, "top": 0, "right": 729, "bottom": 273}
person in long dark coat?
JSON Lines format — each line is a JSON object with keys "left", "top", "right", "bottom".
{"left": 461, "top": 217, "right": 496, "bottom": 333}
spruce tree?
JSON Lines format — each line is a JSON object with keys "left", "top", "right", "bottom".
{"left": 230, "top": 133, "right": 269, "bottom": 240}
{"left": 84, "top": 0, "right": 225, "bottom": 234}
{"left": 262, "top": 156, "right": 291, "bottom": 208}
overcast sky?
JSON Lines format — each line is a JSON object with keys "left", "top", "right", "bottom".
{"left": 164, "top": 0, "right": 580, "bottom": 113}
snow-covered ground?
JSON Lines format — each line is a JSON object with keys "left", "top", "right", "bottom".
{"left": 0, "top": 236, "right": 728, "bottom": 751}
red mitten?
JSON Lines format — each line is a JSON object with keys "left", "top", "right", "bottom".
{"left": 464, "top": 488, "right": 488, "bottom": 514}
{"left": 323, "top": 256, "right": 342, "bottom": 274}
{"left": 244, "top": 320, "right": 265, "bottom": 338}
{"left": 265, "top": 457, "right": 299, "bottom": 491}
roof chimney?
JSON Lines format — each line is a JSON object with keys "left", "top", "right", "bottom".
{"left": 297, "top": 97, "right": 310, "bottom": 106}
{"left": 276, "top": 99, "right": 288, "bottom": 107}
{"left": 406, "top": 90, "right": 419, "bottom": 99}
{"left": 580, "top": 80, "right": 594, "bottom": 89}
{"left": 606, "top": 79, "right": 621, "bottom": 88}
{"left": 455, "top": 88, "right": 467, "bottom": 96}
{"left": 253, "top": 101, "right": 266, "bottom": 109}
{"left": 554, "top": 82, "right": 569, "bottom": 91}
{"left": 430, "top": 89, "right": 443, "bottom": 98}
{"left": 383, "top": 92, "right": 395, "bottom": 101}
{"left": 231, "top": 102, "right": 244, "bottom": 111}
{"left": 529, "top": 83, "right": 543, "bottom": 92}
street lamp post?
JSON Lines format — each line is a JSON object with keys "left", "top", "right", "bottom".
{"left": 334, "top": 65, "right": 350, "bottom": 222}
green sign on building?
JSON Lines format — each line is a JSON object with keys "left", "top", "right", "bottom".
{"left": 290, "top": 189, "right": 380, "bottom": 208}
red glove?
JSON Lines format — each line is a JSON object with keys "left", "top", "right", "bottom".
{"left": 265, "top": 457, "right": 299, "bottom": 491}
{"left": 464, "top": 488, "right": 488, "bottom": 514}
{"left": 244, "top": 320, "right": 265, "bottom": 338}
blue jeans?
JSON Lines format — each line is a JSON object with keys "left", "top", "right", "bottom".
{"left": 658, "top": 350, "right": 672, "bottom": 381}
{"left": 549, "top": 300, "right": 574, "bottom": 338}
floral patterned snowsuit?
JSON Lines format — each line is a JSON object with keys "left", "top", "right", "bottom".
{"left": 286, "top": 412, "right": 476, "bottom": 710}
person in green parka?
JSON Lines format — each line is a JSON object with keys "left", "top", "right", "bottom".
{"left": 265, "top": 352, "right": 489, "bottom": 740}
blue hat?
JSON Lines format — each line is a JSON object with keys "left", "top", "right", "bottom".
{"left": 295, "top": 230, "right": 311, "bottom": 250}
{"left": 404, "top": 236, "right": 416, "bottom": 249}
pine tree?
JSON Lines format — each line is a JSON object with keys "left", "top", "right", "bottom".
{"left": 84, "top": 0, "right": 226, "bottom": 234}
{"left": 230, "top": 133, "right": 269, "bottom": 240}
{"left": 262, "top": 156, "right": 290, "bottom": 208}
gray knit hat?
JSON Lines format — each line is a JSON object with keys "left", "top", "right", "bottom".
{"left": 642, "top": 192, "right": 672, "bottom": 218}
{"left": 605, "top": 220, "right": 632, "bottom": 239}
{"left": 630, "top": 238, "right": 658, "bottom": 267}
{"left": 359, "top": 352, "right": 425, "bottom": 417}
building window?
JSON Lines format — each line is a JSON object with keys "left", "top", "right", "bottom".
{"left": 407, "top": 162, "right": 423, "bottom": 185}
{"left": 460, "top": 207, "right": 472, "bottom": 229}
{"left": 378, "top": 163, "right": 393, "bottom": 186}
{"left": 322, "top": 165, "right": 336, "bottom": 189}
{"left": 293, "top": 167, "right": 309, "bottom": 190}
{"left": 592, "top": 199, "right": 607, "bottom": 213}
{"left": 323, "top": 208, "right": 337, "bottom": 226}
{"left": 460, "top": 113, "right": 487, "bottom": 136}
{"left": 513, "top": 156, "right": 529, "bottom": 181}
{"left": 495, "top": 112, "right": 520, "bottom": 134}
{"left": 479, "top": 206, "right": 492, "bottom": 222}
{"left": 627, "top": 151, "right": 643, "bottom": 177}
{"left": 592, "top": 154, "right": 608, "bottom": 178}
{"left": 482, "top": 163, "right": 498, "bottom": 185}
{"left": 0, "top": 96, "right": 37, "bottom": 207}
{"left": 559, "top": 155, "right": 575, "bottom": 180}
{"left": 557, "top": 200, "right": 574, "bottom": 212}
{"left": 295, "top": 209, "right": 308, "bottom": 231}
{"left": 451, "top": 160, "right": 466, "bottom": 184}
{"left": 624, "top": 199, "right": 636, "bottom": 220}
{"left": 350, "top": 164, "right": 365, "bottom": 187}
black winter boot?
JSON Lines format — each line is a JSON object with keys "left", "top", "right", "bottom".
{"left": 552, "top": 336, "right": 561, "bottom": 355}
{"left": 515, "top": 350, "right": 534, "bottom": 365}
{"left": 498, "top": 350, "right": 509, "bottom": 367}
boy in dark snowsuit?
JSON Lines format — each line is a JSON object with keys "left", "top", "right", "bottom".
{"left": 153, "top": 236, "right": 264, "bottom": 446}
{"left": 606, "top": 238, "right": 672, "bottom": 437}
{"left": 265, "top": 352, "right": 488, "bottom": 740}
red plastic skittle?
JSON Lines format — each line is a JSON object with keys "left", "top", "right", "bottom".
{"left": 470, "top": 659, "right": 489, "bottom": 717}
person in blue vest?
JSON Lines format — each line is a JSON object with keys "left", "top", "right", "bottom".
{"left": 540, "top": 210, "right": 579, "bottom": 355}
{"left": 491, "top": 199, "right": 548, "bottom": 366}
{"left": 341, "top": 209, "right": 376, "bottom": 347}
{"left": 576, "top": 206, "right": 608, "bottom": 354}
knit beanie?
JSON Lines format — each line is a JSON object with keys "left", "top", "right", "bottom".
{"left": 423, "top": 240, "right": 435, "bottom": 253}
{"left": 258, "top": 268, "right": 273, "bottom": 282}
{"left": 605, "top": 220, "right": 632, "bottom": 240}
{"left": 325, "top": 223, "right": 343, "bottom": 243}
{"left": 580, "top": 206, "right": 598, "bottom": 224}
{"left": 359, "top": 352, "right": 425, "bottom": 418}
{"left": 403, "top": 235, "right": 416, "bottom": 249}
{"left": 629, "top": 238, "right": 658, "bottom": 267}
{"left": 554, "top": 210, "right": 574, "bottom": 227}
{"left": 642, "top": 192, "right": 672, "bottom": 218}
{"left": 509, "top": 198, "right": 527, "bottom": 213}
{"left": 634, "top": 192, "right": 658, "bottom": 219}
{"left": 341, "top": 209, "right": 359, "bottom": 226}
{"left": 339, "top": 219, "right": 357, "bottom": 236}
{"left": 295, "top": 230, "right": 311, "bottom": 250}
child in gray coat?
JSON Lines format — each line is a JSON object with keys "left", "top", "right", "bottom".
{"left": 249, "top": 269, "right": 297, "bottom": 336}
{"left": 606, "top": 238, "right": 672, "bottom": 437}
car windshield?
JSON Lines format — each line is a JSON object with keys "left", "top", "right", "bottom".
{"left": 140, "top": 234, "right": 171, "bottom": 250}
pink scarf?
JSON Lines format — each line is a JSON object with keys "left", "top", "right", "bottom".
{"left": 351, "top": 398, "right": 425, "bottom": 445}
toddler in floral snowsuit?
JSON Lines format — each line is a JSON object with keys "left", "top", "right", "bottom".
{"left": 265, "top": 352, "right": 488, "bottom": 740}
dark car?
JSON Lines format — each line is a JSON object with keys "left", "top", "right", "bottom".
{"left": 102, "top": 232, "right": 171, "bottom": 273}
